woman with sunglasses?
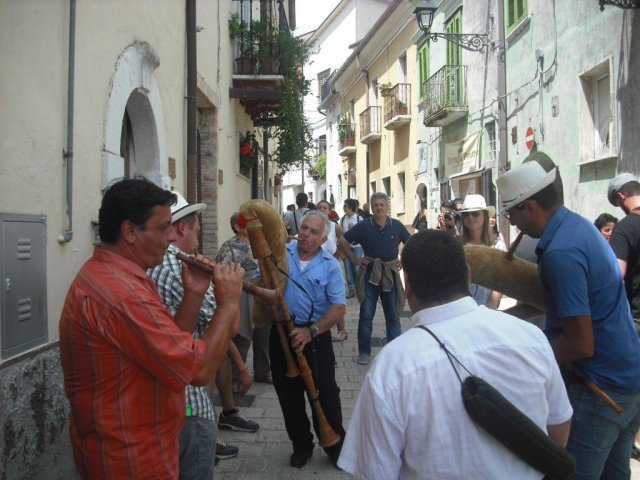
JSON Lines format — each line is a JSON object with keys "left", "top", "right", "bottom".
{"left": 460, "top": 194, "right": 506, "bottom": 309}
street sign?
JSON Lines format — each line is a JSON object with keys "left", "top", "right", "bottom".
{"left": 525, "top": 127, "right": 535, "bottom": 150}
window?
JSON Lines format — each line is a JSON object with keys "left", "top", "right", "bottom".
{"left": 397, "top": 172, "right": 406, "bottom": 212}
{"left": 578, "top": 59, "right": 615, "bottom": 163}
{"left": 485, "top": 121, "right": 497, "bottom": 163}
{"left": 506, "top": 0, "right": 527, "bottom": 34}
{"left": 370, "top": 180, "right": 377, "bottom": 195}
{"left": 382, "top": 176, "right": 391, "bottom": 210}
{"left": 446, "top": 9, "right": 462, "bottom": 66}
{"left": 317, "top": 68, "right": 331, "bottom": 98}
{"left": 418, "top": 43, "right": 430, "bottom": 99}
{"left": 398, "top": 52, "right": 407, "bottom": 84}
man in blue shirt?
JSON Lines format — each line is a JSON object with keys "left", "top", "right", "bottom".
{"left": 497, "top": 157, "right": 640, "bottom": 479}
{"left": 269, "top": 211, "right": 346, "bottom": 469}
{"left": 338, "top": 192, "right": 410, "bottom": 365}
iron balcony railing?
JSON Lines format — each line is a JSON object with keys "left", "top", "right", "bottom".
{"left": 383, "top": 83, "right": 411, "bottom": 123}
{"left": 359, "top": 106, "right": 381, "bottom": 139}
{"left": 422, "top": 65, "right": 467, "bottom": 119}
{"left": 338, "top": 123, "right": 356, "bottom": 150}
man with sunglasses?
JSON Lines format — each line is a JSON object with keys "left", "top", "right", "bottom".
{"left": 497, "top": 155, "right": 640, "bottom": 479}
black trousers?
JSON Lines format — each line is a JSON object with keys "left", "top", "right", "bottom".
{"left": 269, "top": 324, "right": 346, "bottom": 457}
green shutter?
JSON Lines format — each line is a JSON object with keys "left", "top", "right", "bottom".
{"left": 418, "top": 44, "right": 429, "bottom": 99}
{"left": 506, "top": 0, "right": 527, "bottom": 34}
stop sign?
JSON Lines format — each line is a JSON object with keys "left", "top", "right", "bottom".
{"left": 525, "top": 127, "right": 535, "bottom": 150}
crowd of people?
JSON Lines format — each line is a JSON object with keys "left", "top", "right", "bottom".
{"left": 58, "top": 151, "right": 640, "bottom": 479}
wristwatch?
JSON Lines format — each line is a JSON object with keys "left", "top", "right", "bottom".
{"left": 309, "top": 325, "right": 319, "bottom": 339}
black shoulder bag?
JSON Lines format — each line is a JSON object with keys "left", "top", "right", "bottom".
{"left": 416, "top": 325, "right": 575, "bottom": 480}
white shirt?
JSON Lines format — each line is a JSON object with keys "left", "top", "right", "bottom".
{"left": 338, "top": 297, "right": 572, "bottom": 480}
{"left": 341, "top": 212, "right": 362, "bottom": 247}
{"left": 321, "top": 221, "right": 338, "bottom": 255}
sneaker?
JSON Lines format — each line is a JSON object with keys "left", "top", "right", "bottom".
{"left": 356, "top": 353, "right": 370, "bottom": 365}
{"left": 632, "top": 441, "right": 640, "bottom": 461}
{"left": 215, "top": 440, "right": 239, "bottom": 460}
{"left": 333, "top": 330, "right": 348, "bottom": 342}
{"left": 218, "top": 408, "right": 260, "bottom": 432}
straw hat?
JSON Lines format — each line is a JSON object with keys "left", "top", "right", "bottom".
{"left": 171, "top": 191, "right": 207, "bottom": 223}
{"left": 496, "top": 162, "right": 557, "bottom": 214}
{"left": 460, "top": 194, "right": 495, "bottom": 218}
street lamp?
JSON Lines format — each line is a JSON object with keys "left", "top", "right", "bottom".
{"left": 413, "top": 0, "right": 489, "bottom": 53}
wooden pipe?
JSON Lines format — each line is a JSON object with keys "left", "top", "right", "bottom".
{"left": 505, "top": 231, "right": 524, "bottom": 261}
{"left": 586, "top": 382, "right": 624, "bottom": 415}
{"left": 173, "top": 251, "right": 277, "bottom": 306}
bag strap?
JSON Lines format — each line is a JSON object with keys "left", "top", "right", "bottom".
{"left": 415, "top": 325, "right": 473, "bottom": 383}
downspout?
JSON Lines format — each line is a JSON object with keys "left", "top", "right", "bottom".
{"left": 186, "top": 0, "right": 197, "bottom": 203}
{"left": 59, "top": 0, "right": 76, "bottom": 243}
{"left": 496, "top": 0, "right": 509, "bottom": 243}
{"left": 263, "top": 130, "right": 269, "bottom": 200}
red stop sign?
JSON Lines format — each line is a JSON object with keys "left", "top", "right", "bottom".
{"left": 525, "top": 127, "right": 535, "bottom": 150}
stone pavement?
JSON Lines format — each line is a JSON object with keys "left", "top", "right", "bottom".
{"left": 213, "top": 295, "right": 640, "bottom": 479}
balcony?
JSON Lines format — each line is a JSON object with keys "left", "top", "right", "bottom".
{"left": 421, "top": 65, "right": 468, "bottom": 127}
{"left": 229, "top": 13, "right": 286, "bottom": 123}
{"left": 383, "top": 83, "right": 411, "bottom": 130}
{"left": 338, "top": 123, "right": 357, "bottom": 156}
{"left": 359, "top": 106, "right": 382, "bottom": 144}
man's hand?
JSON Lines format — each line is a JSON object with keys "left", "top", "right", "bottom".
{"left": 395, "top": 259, "right": 402, "bottom": 271}
{"left": 181, "top": 254, "right": 215, "bottom": 296}
{"left": 212, "top": 262, "right": 245, "bottom": 308}
{"left": 290, "top": 326, "right": 312, "bottom": 353}
{"left": 357, "top": 257, "right": 369, "bottom": 267}
{"left": 236, "top": 364, "right": 252, "bottom": 395}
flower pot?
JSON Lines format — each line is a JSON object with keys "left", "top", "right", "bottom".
{"left": 381, "top": 88, "right": 393, "bottom": 97}
{"left": 259, "top": 58, "right": 280, "bottom": 74}
{"left": 235, "top": 57, "right": 256, "bottom": 75}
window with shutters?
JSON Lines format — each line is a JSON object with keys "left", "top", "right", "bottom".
{"left": 317, "top": 68, "right": 330, "bottom": 98}
{"left": 418, "top": 43, "right": 430, "bottom": 100}
{"left": 506, "top": 0, "right": 527, "bottom": 34}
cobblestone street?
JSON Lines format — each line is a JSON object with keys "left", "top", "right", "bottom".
{"left": 214, "top": 295, "right": 640, "bottom": 479}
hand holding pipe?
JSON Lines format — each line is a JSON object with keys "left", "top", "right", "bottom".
{"left": 173, "top": 252, "right": 277, "bottom": 307}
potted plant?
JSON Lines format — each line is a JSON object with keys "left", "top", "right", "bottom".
{"left": 253, "top": 20, "right": 281, "bottom": 74}
{"left": 239, "top": 130, "right": 257, "bottom": 176}
{"left": 396, "top": 100, "right": 408, "bottom": 115}
{"left": 338, "top": 112, "right": 354, "bottom": 147}
{"left": 229, "top": 13, "right": 256, "bottom": 74}
{"left": 379, "top": 82, "right": 393, "bottom": 97}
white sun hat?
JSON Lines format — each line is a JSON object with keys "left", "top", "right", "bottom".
{"left": 460, "top": 194, "right": 495, "bottom": 218}
{"left": 496, "top": 162, "right": 557, "bottom": 214}
{"left": 171, "top": 191, "right": 207, "bottom": 223}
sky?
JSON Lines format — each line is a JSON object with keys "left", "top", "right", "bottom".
{"left": 293, "top": 0, "right": 341, "bottom": 36}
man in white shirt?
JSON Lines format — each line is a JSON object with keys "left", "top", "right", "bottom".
{"left": 284, "top": 192, "right": 310, "bottom": 236}
{"left": 340, "top": 198, "right": 363, "bottom": 298}
{"left": 338, "top": 229, "right": 572, "bottom": 479}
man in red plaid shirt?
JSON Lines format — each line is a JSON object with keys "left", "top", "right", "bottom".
{"left": 59, "top": 178, "right": 243, "bottom": 479}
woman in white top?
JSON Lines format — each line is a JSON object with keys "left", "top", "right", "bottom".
{"left": 460, "top": 194, "right": 507, "bottom": 309}
{"left": 317, "top": 201, "right": 348, "bottom": 341}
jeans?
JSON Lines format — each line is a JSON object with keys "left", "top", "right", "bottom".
{"left": 566, "top": 382, "right": 640, "bottom": 479}
{"left": 179, "top": 416, "right": 217, "bottom": 480}
{"left": 358, "top": 271, "right": 401, "bottom": 355}
{"left": 343, "top": 245, "right": 364, "bottom": 290}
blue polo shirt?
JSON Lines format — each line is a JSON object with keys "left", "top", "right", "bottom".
{"left": 536, "top": 206, "right": 640, "bottom": 391}
{"left": 284, "top": 243, "right": 346, "bottom": 326}
{"left": 343, "top": 216, "right": 410, "bottom": 262}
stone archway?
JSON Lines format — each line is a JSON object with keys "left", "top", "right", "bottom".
{"left": 102, "top": 42, "right": 169, "bottom": 189}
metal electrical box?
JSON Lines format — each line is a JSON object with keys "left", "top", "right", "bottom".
{"left": 1, "top": 213, "right": 48, "bottom": 358}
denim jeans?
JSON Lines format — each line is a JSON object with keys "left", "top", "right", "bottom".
{"left": 179, "top": 416, "right": 217, "bottom": 480}
{"left": 566, "top": 382, "right": 640, "bottom": 479}
{"left": 343, "top": 245, "right": 364, "bottom": 290}
{"left": 358, "top": 271, "right": 401, "bottom": 355}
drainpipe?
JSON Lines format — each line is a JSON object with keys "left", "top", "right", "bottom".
{"left": 186, "top": 0, "right": 197, "bottom": 203}
{"left": 59, "top": 0, "right": 76, "bottom": 243}
{"left": 496, "top": 0, "right": 509, "bottom": 243}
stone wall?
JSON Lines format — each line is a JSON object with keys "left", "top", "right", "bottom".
{"left": 0, "top": 344, "right": 77, "bottom": 480}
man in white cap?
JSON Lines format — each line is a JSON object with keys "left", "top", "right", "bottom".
{"left": 60, "top": 179, "right": 243, "bottom": 479}
{"left": 607, "top": 173, "right": 640, "bottom": 331}
{"left": 497, "top": 158, "right": 640, "bottom": 479}
{"left": 148, "top": 192, "right": 258, "bottom": 479}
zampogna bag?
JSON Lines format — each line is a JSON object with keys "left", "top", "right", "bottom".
{"left": 416, "top": 325, "right": 576, "bottom": 480}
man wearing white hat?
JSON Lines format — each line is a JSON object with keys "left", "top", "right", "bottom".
{"left": 497, "top": 158, "right": 640, "bottom": 479}
{"left": 149, "top": 192, "right": 258, "bottom": 479}
{"left": 608, "top": 173, "right": 640, "bottom": 331}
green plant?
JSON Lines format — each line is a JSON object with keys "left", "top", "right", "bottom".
{"left": 314, "top": 153, "right": 327, "bottom": 178}
{"left": 378, "top": 82, "right": 392, "bottom": 90}
{"left": 269, "top": 32, "right": 314, "bottom": 172}
{"left": 239, "top": 130, "right": 257, "bottom": 175}
{"left": 229, "top": 13, "right": 255, "bottom": 58}
{"left": 338, "top": 112, "right": 351, "bottom": 142}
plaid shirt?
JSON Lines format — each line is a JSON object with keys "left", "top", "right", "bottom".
{"left": 59, "top": 247, "right": 206, "bottom": 480}
{"left": 215, "top": 234, "right": 258, "bottom": 271}
{"left": 148, "top": 244, "right": 217, "bottom": 421}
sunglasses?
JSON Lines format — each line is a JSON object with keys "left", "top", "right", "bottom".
{"left": 461, "top": 211, "right": 483, "bottom": 219}
{"left": 503, "top": 203, "right": 526, "bottom": 220}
